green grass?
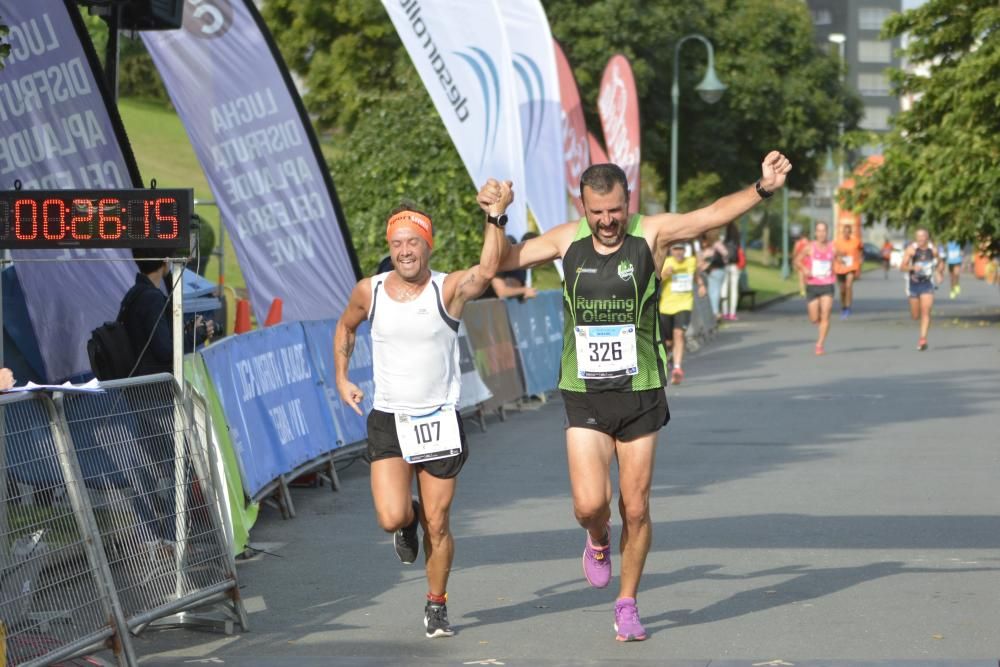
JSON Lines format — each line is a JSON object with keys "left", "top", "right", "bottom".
{"left": 117, "top": 99, "right": 248, "bottom": 327}
{"left": 744, "top": 262, "right": 797, "bottom": 303}
{"left": 532, "top": 263, "right": 563, "bottom": 291}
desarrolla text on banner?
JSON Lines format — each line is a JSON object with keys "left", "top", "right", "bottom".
{"left": 381, "top": 0, "right": 529, "bottom": 240}
{"left": 142, "top": 0, "right": 360, "bottom": 324}
{"left": 0, "top": 0, "right": 142, "bottom": 382}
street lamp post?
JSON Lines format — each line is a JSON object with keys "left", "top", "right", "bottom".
{"left": 781, "top": 187, "right": 790, "bottom": 279}
{"left": 670, "top": 34, "right": 726, "bottom": 213}
{"left": 828, "top": 33, "right": 847, "bottom": 234}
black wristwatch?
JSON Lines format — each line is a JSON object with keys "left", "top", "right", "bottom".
{"left": 755, "top": 180, "right": 774, "bottom": 200}
{"left": 487, "top": 213, "right": 508, "bottom": 227}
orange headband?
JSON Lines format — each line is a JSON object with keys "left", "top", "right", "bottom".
{"left": 386, "top": 211, "right": 433, "bottom": 249}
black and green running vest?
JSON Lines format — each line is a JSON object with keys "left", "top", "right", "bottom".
{"left": 559, "top": 214, "right": 667, "bottom": 393}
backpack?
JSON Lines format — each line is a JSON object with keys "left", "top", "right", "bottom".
{"left": 87, "top": 288, "right": 140, "bottom": 380}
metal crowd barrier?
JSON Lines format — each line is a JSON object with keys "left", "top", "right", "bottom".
{"left": 686, "top": 287, "right": 718, "bottom": 353}
{"left": 1, "top": 375, "right": 246, "bottom": 666}
{"left": 1, "top": 391, "right": 133, "bottom": 666}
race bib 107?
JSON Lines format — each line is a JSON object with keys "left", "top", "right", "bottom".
{"left": 395, "top": 407, "right": 462, "bottom": 464}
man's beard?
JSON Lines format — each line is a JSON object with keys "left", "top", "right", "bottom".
{"left": 594, "top": 219, "right": 624, "bottom": 247}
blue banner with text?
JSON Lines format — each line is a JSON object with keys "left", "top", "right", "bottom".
{"left": 504, "top": 290, "right": 564, "bottom": 396}
{"left": 301, "top": 319, "right": 374, "bottom": 448}
{"left": 200, "top": 323, "right": 338, "bottom": 498}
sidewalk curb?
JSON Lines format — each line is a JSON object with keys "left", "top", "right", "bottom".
{"left": 753, "top": 291, "right": 799, "bottom": 310}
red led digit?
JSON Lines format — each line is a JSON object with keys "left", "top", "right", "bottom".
{"left": 42, "top": 198, "right": 67, "bottom": 240}
{"left": 98, "top": 198, "right": 122, "bottom": 239}
{"left": 144, "top": 199, "right": 153, "bottom": 238}
{"left": 14, "top": 199, "right": 37, "bottom": 240}
{"left": 126, "top": 200, "right": 145, "bottom": 240}
{"left": 154, "top": 197, "right": 179, "bottom": 239}
{"left": 71, "top": 199, "right": 94, "bottom": 240}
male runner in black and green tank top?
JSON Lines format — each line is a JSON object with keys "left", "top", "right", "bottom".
{"left": 496, "top": 151, "right": 792, "bottom": 642}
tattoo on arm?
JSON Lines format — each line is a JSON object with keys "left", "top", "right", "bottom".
{"left": 459, "top": 269, "right": 479, "bottom": 293}
{"left": 338, "top": 331, "right": 355, "bottom": 359}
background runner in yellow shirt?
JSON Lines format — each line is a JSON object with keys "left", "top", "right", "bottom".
{"left": 659, "top": 243, "right": 706, "bottom": 385}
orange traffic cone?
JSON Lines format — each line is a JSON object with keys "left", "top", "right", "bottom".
{"left": 234, "top": 299, "right": 253, "bottom": 334}
{"left": 264, "top": 298, "right": 283, "bottom": 327}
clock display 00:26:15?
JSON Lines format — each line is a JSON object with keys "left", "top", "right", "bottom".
{"left": 0, "top": 188, "right": 192, "bottom": 249}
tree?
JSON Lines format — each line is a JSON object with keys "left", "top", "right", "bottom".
{"left": 264, "top": 0, "right": 490, "bottom": 272}
{"left": 845, "top": 0, "right": 1000, "bottom": 255}
{"left": 0, "top": 17, "right": 10, "bottom": 69}
{"left": 327, "top": 92, "right": 483, "bottom": 276}
{"left": 546, "top": 0, "right": 861, "bottom": 203}
{"left": 81, "top": 11, "right": 169, "bottom": 103}
{"left": 263, "top": 0, "right": 413, "bottom": 131}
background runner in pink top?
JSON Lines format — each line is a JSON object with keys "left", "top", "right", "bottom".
{"left": 806, "top": 241, "right": 837, "bottom": 286}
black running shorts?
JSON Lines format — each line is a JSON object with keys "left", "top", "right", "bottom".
{"left": 366, "top": 409, "right": 469, "bottom": 479}
{"left": 806, "top": 284, "right": 835, "bottom": 301}
{"left": 659, "top": 310, "right": 691, "bottom": 339}
{"left": 561, "top": 388, "right": 670, "bottom": 441}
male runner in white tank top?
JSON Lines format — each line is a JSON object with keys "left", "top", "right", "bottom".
{"left": 334, "top": 179, "right": 513, "bottom": 638}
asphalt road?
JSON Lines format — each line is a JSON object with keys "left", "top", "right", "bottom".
{"left": 138, "top": 272, "right": 1000, "bottom": 666}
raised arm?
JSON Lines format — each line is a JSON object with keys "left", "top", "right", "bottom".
{"left": 499, "top": 221, "right": 576, "bottom": 271}
{"left": 932, "top": 245, "right": 946, "bottom": 281}
{"left": 487, "top": 276, "right": 538, "bottom": 300}
{"left": 647, "top": 151, "right": 792, "bottom": 251}
{"left": 899, "top": 245, "right": 915, "bottom": 272}
{"left": 795, "top": 242, "right": 811, "bottom": 276}
{"left": 442, "top": 179, "right": 514, "bottom": 317}
{"left": 334, "top": 278, "right": 372, "bottom": 416}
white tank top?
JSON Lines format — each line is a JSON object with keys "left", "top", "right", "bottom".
{"left": 369, "top": 271, "right": 461, "bottom": 414}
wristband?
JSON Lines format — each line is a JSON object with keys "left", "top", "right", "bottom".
{"left": 755, "top": 180, "right": 774, "bottom": 200}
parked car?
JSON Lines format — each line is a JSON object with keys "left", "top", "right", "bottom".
{"left": 862, "top": 243, "right": 882, "bottom": 262}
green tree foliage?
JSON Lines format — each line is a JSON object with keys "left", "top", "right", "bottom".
{"left": 264, "top": 0, "right": 412, "bottom": 130}
{"left": 328, "top": 96, "right": 483, "bottom": 275}
{"left": 547, "top": 0, "right": 861, "bottom": 199}
{"left": 82, "top": 12, "right": 169, "bottom": 103}
{"left": 846, "top": 0, "right": 1000, "bottom": 254}
{"left": 0, "top": 18, "right": 10, "bottom": 68}
{"left": 264, "top": 0, "right": 492, "bottom": 273}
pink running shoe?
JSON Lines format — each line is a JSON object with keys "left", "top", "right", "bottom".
{"left": 582, "top": 526, "right": 611, "bottom": 588}
{"left": 614, "top": 597, "right": 647, "bottom": 641}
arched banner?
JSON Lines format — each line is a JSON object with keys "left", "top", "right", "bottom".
{"left": 588, "top": 132, "right": 610, "bottom": 166}
{"left": 0, "top": 0, "right": 143, "bottom": 381}
{"left": 553, "top": 40, "right": 590, "bottom": 217}
{"left": 598, "top": 54, "right": 641, "bottom": 213}
{"left": 142, "top": 0, "right": 362, "bottom": 325}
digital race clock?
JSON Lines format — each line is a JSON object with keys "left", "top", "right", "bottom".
{"left": 0, "top": 188, "right": 193, "bottom": 249}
